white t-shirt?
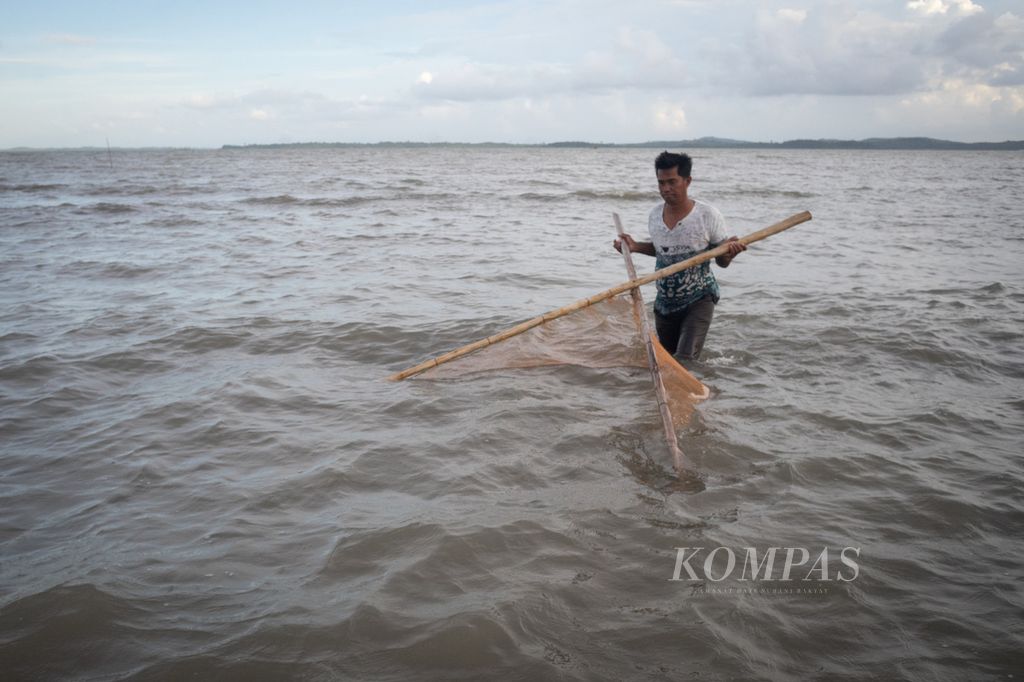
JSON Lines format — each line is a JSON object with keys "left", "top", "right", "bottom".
{"left": 647, "top": 199, "right": 728, "bottom": 314}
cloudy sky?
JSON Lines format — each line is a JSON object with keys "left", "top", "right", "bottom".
{"left": 2, "top": 0, "right": 1022, "bottom": 147}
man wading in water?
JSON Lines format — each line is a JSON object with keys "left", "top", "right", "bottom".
{"left": 614, "top": 151, "right": 746, "bottom": 362}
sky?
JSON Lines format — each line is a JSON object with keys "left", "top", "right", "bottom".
{"left": 1, "top": 0, "right": 1023, "bottom": 148}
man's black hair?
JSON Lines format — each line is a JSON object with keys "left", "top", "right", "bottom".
{"left": 655, "top": 151, "right": 692, "bottom": 177}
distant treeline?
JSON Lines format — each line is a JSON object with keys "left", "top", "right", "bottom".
{"left": 222, "top": 136, "right": 1024, "bottom": 151}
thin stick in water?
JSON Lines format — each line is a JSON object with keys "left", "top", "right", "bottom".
{"left": 613, "top": 212, "right": 690, "bottom": 472}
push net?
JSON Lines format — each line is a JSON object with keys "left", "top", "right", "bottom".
{"left": 389, "top": 212, "right": 812, "bottom": 455}
{"left": 411, "top": 293, "right": 709, "bottom": 428}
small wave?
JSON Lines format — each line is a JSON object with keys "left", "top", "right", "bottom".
{"left": 56, "top": 260, "right": 157, "bottom": 279}
{"left": 316, "top": 321, "right": 418, "bottom": 363}
{"left": 375, "top": 612, "right": 524, "bottom": 670}
{"left": 165, "top": 184, "right": 220, "bottom": 196}
{"left": 149, "top": 326, "right": 252, "bottom": 353}
{"left": 82, "top": 184, "right": 161, "bottom": 197}
{"left": 243, "top": 328, "right": 324, "bottom": 355}
{"left": 0, "top": 583, "right": 160, "bottom": 680}
{"left": 144, "top": 217, "right": 205, "bottom": 229}
{"left": 237, "top": 465, "right": 362, "bottom": 514}
{"left": 313, "top": 522, "right": 446, "bottom": 583}
{"left": 715, "top": 188, "right": 817, "bottom": 199}
{"left": 918, "top": 286, "right": 968, "bottom": 296}
{"left": 0, "top": 183, "right": 66, "bottom": 193}
{"left": 101, "top": 263, "right": 158, "bottom": 278}
{"left": 516, "top": 190, "right": 654, "bottom": 202}
{"left": 81, "top": 350, "right": 175, "bottom": 375}
{"left": 242, "top": 194, "right": 301, "bottom": 205}
{"left": 330, "top": 232, "right": 391, "bottom": 242}
{"left": 0, "top": 331, "right": 39, "bottom": 347}
{"left": 872, "top": 331, "right": 993, "bottom": 383}
{"left": 26, "top": 384, "right": 107, "bottom": 415}
{"left": 0, "top": 353, "right": 63, "bottom": 383}
{"left": 572, "top": 189, "right": 655, "bottom": 201}
{"left": 515, "top": 192, "right": 562, "bottom": 202}
{"left": 57, "top": 259, "right": 101, "bottom": 276}
{"left": 241, "top": 194, "right": 385, "bottom": 208}
{"left": 74, "top": 202, "right": 136, "bottom": 214}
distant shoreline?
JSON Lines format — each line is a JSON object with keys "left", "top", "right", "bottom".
{"left": 4, "top": 136, "right": 1023, "bottom": 152}
{"left": 220, "top": 136, "right": 1024, "bottom": 151}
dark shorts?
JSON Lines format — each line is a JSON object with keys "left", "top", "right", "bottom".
{"left": 654, "top": 295, "right": 716, "bottom": 362}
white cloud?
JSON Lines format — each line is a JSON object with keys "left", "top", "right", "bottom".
{"left": 908, "top": 0, "right": 983, "bottom": 16}
{"left": 909, "top": 0, "right": 949, "bottom": 14}
{"left": 936, "top": 11, "right": 1024, "bottom": 84}
{"left": 717, "top": 3, "right": 1024, "bottom": 99}
{"left": 653, "top": 102, "right": 688, "bottom": 133}
{"left": 2, "top": 0, "right": 1021, "bottom": 147}
{"left": 894, "top": 77, "right": 1024, "bottom": 139}
{"left": 186, "top": 93, "right": 217, "bottom": 109}
{"left": 777, "top": 8, "right": 808, "bottom": 23}
{"left": 411, "top": 26, "right": 688, "bottom": 103}
{"left": 726, "top": 5, "right": 925, "bottom": 96}
{"left": 179, "top": 88, "right": 402, "bottom": 126}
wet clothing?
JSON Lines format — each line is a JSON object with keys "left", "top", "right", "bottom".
{"left": 653, "top": 295, "right": 716, "bottom": 362}
{"left": 647, "top": 199, "right": 729, "bottom": 360}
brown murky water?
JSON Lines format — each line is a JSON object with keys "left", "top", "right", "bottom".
{"left": 1, "top": 147, "right": 1022, "bottom": 679}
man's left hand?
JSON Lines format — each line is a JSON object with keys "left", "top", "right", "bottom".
{"left": 724, "top": 236, "right": 746, "bottom": 257}
{"left": 715, "top": 236, "right": 746, "bottom": 267}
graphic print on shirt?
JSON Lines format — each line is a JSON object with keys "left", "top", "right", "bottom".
{"left": 647, "top": 200, "right": 728, "bottom": 315}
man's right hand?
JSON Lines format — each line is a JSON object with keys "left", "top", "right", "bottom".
{"left": 613, "top": 234, "right": 637, "bottom": 253}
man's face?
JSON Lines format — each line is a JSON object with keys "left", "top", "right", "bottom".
{"left": 657, "top": 167, "right": 691, "bottom": 205}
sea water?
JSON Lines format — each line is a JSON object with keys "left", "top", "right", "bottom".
{"left": 1, "top": 146, "right": 1022, "bottom": 679}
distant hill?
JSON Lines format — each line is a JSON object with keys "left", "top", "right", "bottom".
{"left": 221, "top": 136, "right": 1024, "bottom": 151}
{"left": 548, "top": 136, "right": 1024, "bottom": 151}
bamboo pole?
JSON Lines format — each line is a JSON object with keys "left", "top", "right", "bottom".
{"left": 613, "top": 213, "right": 689, "bottom": 472}
{"left": 388, "top": 210, "right": 812, "bottom": 381}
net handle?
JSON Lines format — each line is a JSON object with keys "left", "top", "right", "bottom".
{"left": 614, "top": 212, "right": 689, "bottom": 471}
{"left": 388, "top": 210, "right": 812, "bottom": 381}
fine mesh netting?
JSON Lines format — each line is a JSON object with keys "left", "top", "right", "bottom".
{"left": 415, "top": 293, "right": 708, "bottom": 427}
{"left": 417, "top": 295, "right": 643, "bottom": 376}
{"left": 653, "top": 333, "right": 710, "bottom": 425}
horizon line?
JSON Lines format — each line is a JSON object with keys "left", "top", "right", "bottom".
{"left": 4, "top": 135, "right": 1024, "bottom": 152}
